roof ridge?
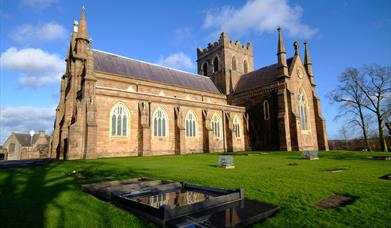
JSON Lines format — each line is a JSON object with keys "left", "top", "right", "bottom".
{"left": 242, "top": 56, "right": 294, "bottom": 77}
{"left": 92, "top": 49, "right": 211, "bottom": 79}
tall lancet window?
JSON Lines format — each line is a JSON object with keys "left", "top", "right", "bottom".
{"left": 263, "top": 100, "right": 270, "bottom": 120}
{"left": 232, "top": 56, "right": 237, "bottom": 71}
{"left": 213, "top": 57, "right": 219, "bottom": 72}
{"left": 202, "top": 62, "right": 208, "bottom": 76}
{"left": 243, "top": 60, "right": 248, "bottom": 73}
{"left": 233, "top": 116, "right": 241, "bottom": 138}
{"left": 297, "top": 89, "right": 309, "bottom": 130}
{"left": 111, "top": 103, "right": 129, "bottom": 136}
{"left": 185, "top": 111, "right": 197, "bottom": 137}
{"left": 211, "top": 113, "right": 222, "bottom": 138}
{"left": 153, "top": 108, "right": 168, "bottom": 137}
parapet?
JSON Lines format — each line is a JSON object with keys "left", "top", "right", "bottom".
{"left": 197, "top": 32, "right": 253, "bottom": 58}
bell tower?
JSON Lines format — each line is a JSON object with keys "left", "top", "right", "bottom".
{"left": 197, "top": 32, "right": 254, "bottom": 95}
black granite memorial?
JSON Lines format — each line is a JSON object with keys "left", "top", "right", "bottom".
{"left": 379, "top": 173, "right": 391, "bottom": 180}
{"left": 82, "top": 179, "right": 280, "bottom": 227}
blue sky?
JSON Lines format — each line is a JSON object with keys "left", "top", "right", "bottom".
{"left": 0, "top": 0, "right": 390, "bottom": 143}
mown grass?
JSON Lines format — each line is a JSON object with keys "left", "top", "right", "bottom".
{"left": 0, "top": 151, "right": 390, "bottom": 227}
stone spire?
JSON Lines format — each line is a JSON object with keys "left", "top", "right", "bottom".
{"left": 77, "top": 6, "right": 89, "bottom": 41}
{"left": 304, "top": 41, "right": 313, "bottom": 77}
{"left": 277, "top": 27, "right": 288, "bottom": 78}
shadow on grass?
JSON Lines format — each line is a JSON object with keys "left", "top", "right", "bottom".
{"left": 0, "top": 162, "right": 70, "bottom": 228}
{"left": 0, "top": 160, "right": 155, "bottom": 227}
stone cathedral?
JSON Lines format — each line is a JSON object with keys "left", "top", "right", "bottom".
{"left": 51, "top": 8, "right": 328, "bottom": 160}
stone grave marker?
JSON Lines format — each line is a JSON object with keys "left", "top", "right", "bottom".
{"left": 218, "top": 155, "right": 235, "bottom": 169}
{"left": 301, "top": 151, "right": 319, "bottom": 160}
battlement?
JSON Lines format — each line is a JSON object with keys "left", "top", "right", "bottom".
{"left": 197, "top": 32, "right": 253, "bottom": 58}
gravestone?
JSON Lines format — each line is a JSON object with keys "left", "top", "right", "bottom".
{"left": 301, "top": 151, "right": 319, "bottom": 160}
{"left": 218, "top": 155, "right": 235, "bottom": 169}
{"left": 316, "top": 194, "right": 357, "bottom": 209}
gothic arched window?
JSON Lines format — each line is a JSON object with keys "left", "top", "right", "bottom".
{"left": 233, "top": 116, "right": 241, "bottom": 138}
{"left": 297, "top": 89, "right": 308, "bottom": 130}
{"left": 185, "top": 111, "right": 197, "bottom": 137}
{"left": 9, "top": 143, "right": 15, "bottom": 153}
{"left": 232, "top": 56, "right": 237, "bottom": 71}
{"left": 243, "top": 60, "right": 248, "bottom": 73}
{"left": 211, "top": 113, "right": 222, "bottom": 138}
{"left": 153, "top": 107, "right": 168, "bottom": 137}
{"left": 202, "top": 62, "right": 208, "bottom": 76}
{"left": 111, "top": 103, "right": 129, "bottom": 136}
{"left": 263, "top": 100, "right": 270, "bottom": 120}
{"left": 213, "top": 57, "right": 219, "bottom": 72}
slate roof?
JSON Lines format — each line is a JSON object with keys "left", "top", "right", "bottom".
{"left": 234, "top": 57, "right": 294, "bottom": 94}
{"left": 93, "top": 50, "right": 222, "bottom": 94}
{"left": 14, "top": 133, "right": 50, "bottom": 147}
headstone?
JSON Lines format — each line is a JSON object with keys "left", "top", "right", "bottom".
{"left": 218, "top": 155, "right": 235, "bottom": 169}
{"left": 301, "top": 151, "right": 319, "bottom": 160}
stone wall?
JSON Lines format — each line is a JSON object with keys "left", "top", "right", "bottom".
{"left": 91, "top": 73, "right": 246, "bottom": 158}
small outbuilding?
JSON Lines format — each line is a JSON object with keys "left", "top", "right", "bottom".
{"left": 2, "top": 131, "right": 51, "bottom": 160}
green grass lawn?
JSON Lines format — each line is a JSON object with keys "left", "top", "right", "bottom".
{"left": 0, "top": 151, "right": 390, "bottom": 228}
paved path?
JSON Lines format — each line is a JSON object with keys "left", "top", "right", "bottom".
{"left": 0, "top": 159, "right": 58, "bottom": 169}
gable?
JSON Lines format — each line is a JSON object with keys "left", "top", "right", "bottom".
{"left": 288, "top": 55, "right": 312, "bottom": 90}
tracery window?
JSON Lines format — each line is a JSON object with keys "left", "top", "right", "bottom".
{"left": 153, "top": 108, "right": 168, "bottom": 137}
{"left": 185, "top": 111, "right": 197, "bottom": 137}
{"left": 263, "top": 100, "right": 270, "bottom": 120}
{"left": 297, "top": 89, "right": 309, "bottom": 130}
{"left": 111, "top": 103, "right": 129, "bottom": 136}
{"left": 211, "top": 113, "right": 222, "bottom": 138}
{"left": 233, "top": 116, "right": 241, "bottom": 138}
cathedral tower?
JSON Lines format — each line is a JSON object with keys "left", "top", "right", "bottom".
{"left": 197, "top": 32, "right": 254, "bottom": 95}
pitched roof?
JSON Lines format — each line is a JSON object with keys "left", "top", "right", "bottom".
{"left": 93, "top": 50, "right": 222, "bottom": 94}
{"left": 13, "top": 133, "right": 50, "bottom": 147}
{"left": 234, "top": 57, "right": 294, "bottom": 94}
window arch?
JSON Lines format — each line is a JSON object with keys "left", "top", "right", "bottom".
{"left": 9, "top": 143, "right": 15, "bottom": 153}
{"left": 233, "top": 115, "right": 241, "bottom": 138}
{"left": 213, "top": 57, "right": 219, "bottom": 72}
{"left": 153, "top": 107, "right": 168, "bottom": 137}
{"left": 297, "top": 89, "right": 308, "bottom": 130}
{"left": 185, "top": 111, "right": 197, "bottom": 137}
{"left": 243, "top": 60, "right": 248, "bottom": 73}
{"left": 211, "top": 113, "right": 222, "bottom": 138}
{"left": 263, "top": 100, "right": 270, "bottom": 120}
{"left": 232, "top": 56, "right": 237, "bottom": 71}
{"left": 202, "top": 62, "right": 208, "bottom": 76}
{"left": 110, "top": 103, "right": 129, "bottom": 137}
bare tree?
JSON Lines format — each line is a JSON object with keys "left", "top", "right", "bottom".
{"left": 339, "top": 126, "right": 350, "bottom": 150}
{"left": 328, "top": 67, "right": 371, "bottom": 150}
{"left": 354, "top": 65, "right": 391, "bottom": 152}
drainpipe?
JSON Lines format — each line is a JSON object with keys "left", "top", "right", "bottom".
{"left": 222, "top": 111, "right": 227, "bottom": 152}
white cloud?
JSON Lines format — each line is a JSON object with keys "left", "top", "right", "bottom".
{"left": 203, "top": 0, "right": 317, "bottom": 38}
{"left": 0, "top": 47, "right": 65, "bottom": 87}
{"left": 157, "top": 52, "right": 195, "bottom": 71}
{"left": 10, "top": 22, "right": 67, "bottom": 44}
{"left": 21, "top": 0, "right": 58, "bottom": 11}
{"left": 0, "top": 106, "right": 55, "bottom": 144}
